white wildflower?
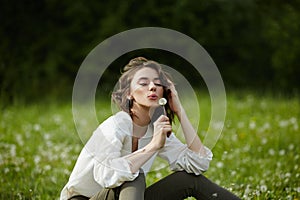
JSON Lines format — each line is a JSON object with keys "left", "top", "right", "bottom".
{"left": 260, "top": 185, "right": 267, "bottom": 192}
{"left": 249, "top": 121, "right": 256, "bottom": 130}
{"left": 44, "top": 133, "right": 51, "bottom": 140}
{"left": 34, "top": 155, "right": 41, "bottom": 164}
{"left": 10, "top": 144, "right": 16, "bottom": 157}
{"left": 268, "top": 148, "right": 275, "bottom": 156}
{"left": 279, "top": 149, "right": 285, "bottom": 156}
{"left": 289, "top": 117, "right": 297, "bottom": 124}
{"left": 285, "top": 172, "right": 291, "bottom": 178}
{"left": 261, "top": 138, "right": 268, "bottom": 145}
{"left": 293, "top": 123, "right": 299, "bottom": 131}
{"left": 33, "top": 124, "right": 41, "bottom": 131}
{"left": 4, "top": 168, "right": 10, "bottom": 173}
{"left": 16, "top": 134, "right": 24, "bottom": 146}
{"left": 279, "top": 120, "right": 288, "bottom": 128}
{"left": 216, "top": 162, "right": 224, "bottom": 168}
{"left": 44, "top": 165, "right": 51, "bottom": 171}
{"left": 155, "top": 172, "right": 162, "bottom": 179}
{"left": 231, "top": 170, "right": 237, "bottom": 176}
{"left": 288, "top": 144, "right": 294, "bottom": 150}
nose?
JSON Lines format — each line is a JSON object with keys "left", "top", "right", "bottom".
{"left": 149, "top": 81, "right": 156, "bottom": 91}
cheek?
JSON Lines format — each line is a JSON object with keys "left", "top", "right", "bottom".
{"left": 131, "top": 87, "right": 145, "bottom": 99}
{"left": 158, "top": 88, "right": 164, "bottom": 97}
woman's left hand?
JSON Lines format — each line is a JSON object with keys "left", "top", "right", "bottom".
{"left": 167, "top": 80, "right": 182, "bottom": 116}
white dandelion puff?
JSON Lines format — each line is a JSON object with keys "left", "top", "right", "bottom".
{"left": 268, "top": 148, "right": 275, "bottom": 156}
{"left": 260, "top": 185, "right": 267, "bottom": 192}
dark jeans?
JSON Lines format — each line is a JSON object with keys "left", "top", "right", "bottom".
{"left": 69, "top": 171, "right": 241, "bottom": 200}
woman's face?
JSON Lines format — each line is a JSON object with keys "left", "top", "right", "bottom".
{"left": 130, "top": 67, "right": 164, "bottom": 108}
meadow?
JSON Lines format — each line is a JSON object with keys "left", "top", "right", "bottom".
{"left": 0, "top": 92, "right": 299, "bottom": 199}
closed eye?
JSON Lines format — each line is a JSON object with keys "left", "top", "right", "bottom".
{"left": 139, "top": 83, "right": 148, "bottom": 86}
{"left": 154, "top": 83, "right": 163, "bottom": 87}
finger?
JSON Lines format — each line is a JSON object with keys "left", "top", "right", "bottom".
{"left": 156, "top": 115, "right": 169, "bottom": 122}
{"left": 163, "top": 126, "right": 172, "bottom": 134}
{"left": 159, "top": 121, "right": 170, "bottom": 125}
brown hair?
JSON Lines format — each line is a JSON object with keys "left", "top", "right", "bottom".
{"left": 112, "top": 57, "right": 175, "bottom": 124}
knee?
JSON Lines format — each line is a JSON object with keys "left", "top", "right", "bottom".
{"left": 121, "top": 172, "right": 146, "bottom": 189}
{"left": 119, "top": 172, "right": 146, "bottom": 200}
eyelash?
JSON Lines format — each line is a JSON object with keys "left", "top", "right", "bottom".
{"left": 139, "top": 83, "right": 163, "bottom": 87}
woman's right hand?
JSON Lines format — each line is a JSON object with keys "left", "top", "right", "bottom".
{"left": 150, "top": 115, "right": 172, "bottom": 150}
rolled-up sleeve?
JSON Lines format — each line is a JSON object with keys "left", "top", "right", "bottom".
{"left": 87, "top": 112, "right": 139, "bottom": 188}
{"left": 93, "top": 153, "right": 139, "bottom": 188}
{"left": 158, "top": 134, "right": 213, "bottom": 175}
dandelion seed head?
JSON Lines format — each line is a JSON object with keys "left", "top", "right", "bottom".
{"left": 261, "top": 138, "right": 268, "bottom": 145}
{"left": 288, "top": 144, "right": 294, "bottom": 150}
{"left": 260, "top": 185, "right": 267, "bottom": 192}
{"left": 289, "top": 117, "right": 297, "bottom": 124}
{"left": 10, "top": 144, "right": 16, "bottom": 157}
{"left": 279, "top": 149, "right": 285, "bottom": 156}
{"left": 155, "top": 172, "right": 162, "bottom": 179}
{"left": 4, "top": 168, "right": 9, "bottom": 173}
{"left": 293, "top": 124, "right": 299, "bottom": 131}
{"left": 15, "top": 166, "right": 20, "bottom": 172}
{"left": 34, "top": 155, "right": 41, "bottom": 164}
{"left": 44, "top": 133, "right": 51, "bottom": 140}
{"left": 262, "top": 122, "right": 270, "bottom": 130}
{"left": 285, "top": 172, "right": 291, "bottom": 178}
{"left": 34, "top": 124, "right": 41, "bottom": 131}
{"left": 279, "top": 120, "right": 289, "bottom": 128}
{"left": 268, "top": 148, "right": 275, "bottom": 156}
{"left": 44, "top": 165, "right": 51, "bottom": 171}
{"left": 63, "top": 169, "right": 70, "bottom": 175}
{"left": 16, "top": 134, "right": 24, "bottom": 146}
{"left": 249, "top": 121, "right": 256, "bottom": 130}
{"left": 216, "top": 161, "right": 224, "bottom": 168}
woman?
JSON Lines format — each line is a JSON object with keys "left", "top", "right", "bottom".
{"left": 60, "top": 57, "right": 240, "bottom": 200}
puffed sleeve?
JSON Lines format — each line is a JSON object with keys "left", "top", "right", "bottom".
{"left": 158, "top": 134, "right": 213, "bottom": 175}
{"left": 86, "top": 111, "right": 139, "bottom": 188}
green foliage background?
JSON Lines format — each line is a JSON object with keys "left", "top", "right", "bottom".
{"left": 1, "top": 0, "right": 299, "bottom": 104}
{"left": 1, "top": 1, "right": 300, "bottom": 199}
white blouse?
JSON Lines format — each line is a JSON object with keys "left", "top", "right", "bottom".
{"left": 60, "top": 111, "right": 213, "bottom": 200}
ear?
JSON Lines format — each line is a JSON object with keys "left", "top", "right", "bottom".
{"left": 127, "top": 95, "right": 132, "bottom": 100}
{"left": 127, "top": 92, "right": 134, "bottom": 100}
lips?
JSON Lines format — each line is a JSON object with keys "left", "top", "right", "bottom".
{"left": 147, "top": 94, "right": 158, "bottom": 100}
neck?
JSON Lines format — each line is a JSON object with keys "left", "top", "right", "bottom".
{"left": 131, "top": 110, "right": 150, "bottom": 127}
{"left": 130, "top": 104, "right": 151, "bottom": 139}
{"left": 132, "top": 123, "right": 148, "bottom": 139}
{"left": 131, "top": 103, "right": 151, "bottom": 127}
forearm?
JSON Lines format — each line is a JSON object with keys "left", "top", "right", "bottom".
{"left": 124, "top": 143, "right": 158, "bottom": 173}
{"left": 177, "top": 108, "right": 206, "bottom": 155}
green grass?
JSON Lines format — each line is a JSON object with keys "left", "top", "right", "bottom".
{"left": 0, "top": 92, "right": 299, "bottom": 199}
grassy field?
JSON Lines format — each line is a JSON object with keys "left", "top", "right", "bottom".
{"left": 0, "top": 92, "right": 299, "bottom": 199}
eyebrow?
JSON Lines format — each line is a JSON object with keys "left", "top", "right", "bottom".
{"left": 137, "top": 77, "right": 161, "bottom": 81}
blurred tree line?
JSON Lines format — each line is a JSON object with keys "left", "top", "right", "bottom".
{"left": 0, "top": 0, "right": 299, "bottom": 104}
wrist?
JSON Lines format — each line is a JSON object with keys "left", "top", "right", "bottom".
{"left": 175, "top": 106, "right": 185, "bottom": 121}
{"left": 146, "top": 142, "right": 161, "bottom": 152}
